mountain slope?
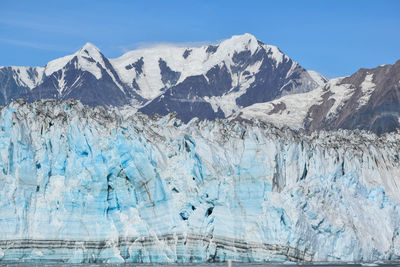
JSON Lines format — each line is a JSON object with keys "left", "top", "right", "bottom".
{"left": 26, "top": 43, "right": 144, "bottom": 107}
{"left": 235, "top": 60, "right": 400, "bottom": 135}
{"left": 0, "top": 66, "right": 43, "bottom": 105}
{"left": 318, "top": 60, "right": 400, "bottom": 134}
{"left": 137, "top": 34, "right": 323, "bottom": 122}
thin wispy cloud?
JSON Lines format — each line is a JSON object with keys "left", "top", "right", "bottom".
{"left": 0, "top": 13, "right": 92, "bottom": 37}
{"left": 0, "top": 17, "right": 60, "bottom": 33}
{"left": 117, "top": 40, "right": 220, "bottom": 53}
{"left": 0, "top": 38, "right": 71, "bottom": 52}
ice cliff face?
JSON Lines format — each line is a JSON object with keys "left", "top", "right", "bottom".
{"left": 0, "top": 100, "right": 400, "bottom": 263}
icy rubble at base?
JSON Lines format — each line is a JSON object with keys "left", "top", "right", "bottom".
{"left": 0, "top": 99, "right": 399, "bottom": 263}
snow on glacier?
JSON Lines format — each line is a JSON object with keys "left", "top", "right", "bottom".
{"left": 44, "top": 54, "right": 74, "bottom": 77}
{"left": 307, "top": 70, "right": 328, "bottom": 87}
{"left": 234, "top": 87, "right": 325, "bottom": 130}
{"left": 358, "top": 73, "right": 376, "bottom": 108}
{"left": 0, "top": 99, "right": 399, "bottom": 263}
{"left": 9, "top": 66, "right": 45, "bottom": 89}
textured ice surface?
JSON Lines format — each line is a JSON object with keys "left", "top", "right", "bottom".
{"left": 0, "top": 99, "right": 399, "bottom": 263}
{"left": 2, "top": 263, "right": 400, "bottom": 267}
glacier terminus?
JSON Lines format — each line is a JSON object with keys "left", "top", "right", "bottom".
{"left": 0, "top": 99, "right": 399, "bottom": 263}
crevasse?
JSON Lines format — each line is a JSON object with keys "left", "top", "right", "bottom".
{"left": 0, "top": 99, "right": 399, "bottom": 263}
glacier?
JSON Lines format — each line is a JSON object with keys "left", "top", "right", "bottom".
{"left": 0, "top": 99, "right": 400, "bottom": 263}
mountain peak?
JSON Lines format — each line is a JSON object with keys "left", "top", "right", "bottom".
{"left": 82, "top": 42, "right": 98, "bottom": 49}
{"left": 230, "top": 33, "right": 258, "bottom": 42}
{"left": 76, "top": 42, "right": 102, "bottom": 57}
{"left": 217, "top": 33, "right": 260, "bottom": 55}
{"left": 221, "top": 33, "right": 258, "bottom": 46}
{"left": 44, "top": 42, "right": 105, "bottom": 78}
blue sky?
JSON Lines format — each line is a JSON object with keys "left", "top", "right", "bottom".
{"left": 1, "top": 0, "right": 399, "bottom": 78}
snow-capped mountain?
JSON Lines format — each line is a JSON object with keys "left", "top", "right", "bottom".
{"left": 0, "top": 99, "right": 399, "bottom": 263}
{"left": 0, "top": 34, "right": 324, "bottom": 120}
{"left": 2, "top": 33, "right": 399, "bottom": 134}
{"left": 235, "top": 59, "right": 400, "bottom": 135}
{"left": 136, "top": 34, "right": 324, "bottom": 121}
{"left": 0, "top": 66, "right": 44, "bottom": 104}
{"left": 25, "top": 43, "right": 144, "bottom": 107}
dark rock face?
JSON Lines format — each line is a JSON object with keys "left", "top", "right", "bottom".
{"left": 182, "top": 49, "right": 192, "bottom": 59}
{"left": 0, "top": 67, "right": 36, "bottom": 105}
{"left": 235, "top": 48, "right": 312, "bottom": 107}
{"left": 206, "top": 45, "right": 219, "bottom": 54}
{"left": 0, "top": 67, "right": 45, "bottom": 106}
{"left": 139, "top": 63, "right": 234, "bottom": 122}
{"left": 139, "top": 73, "right": 226, "bottom": 122}
{"left": 25, "top": 55, "right": 143, "bottom": 107}
{"left": 158, "top": 59, "right": 181, "bottom": 88}
{"left": 336, "top": 61, "right": 400, "bottom": 134}
{"left": 306, "top": 60, "right": 400, "bottom": 135}
{"left": 305, "top": 91, "right": 335, "bottom": 132}
{"left": 125, "top": 57, "right": 144, "bottom": 74}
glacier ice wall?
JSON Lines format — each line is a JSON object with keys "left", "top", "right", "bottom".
{"left": 0, "top": 99, "right": 400, "bottom": 263}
